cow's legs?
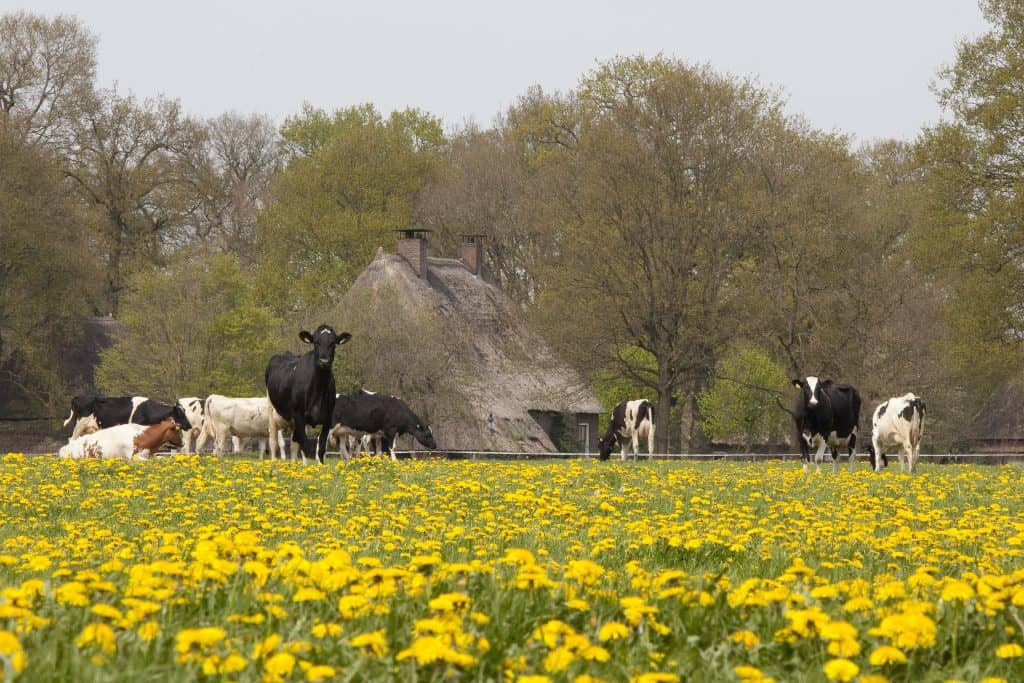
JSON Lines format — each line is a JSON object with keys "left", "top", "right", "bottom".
{"left": 904, "top": 441, "right": 917, "bottom": 474}
{"left": 647, "top": 423, "right": 655, "bottom": 457}
{"left": 195, "top": 424, "right": 210, "bottom": 454}
{"left": 814, "top": 440, "right": 827, "bottom": 473}
{"left": 292, "top": 418, "right": 310, "bottom": 465}
{"left": 315, "top": 421, "right": 330, "bottom": 464}
{"left": 847, "top": 431, "right": 857, "bottom": 473}
{"left": 213, "top": 429, "right": 227, "bottom": 457}
{"left": 830, "top": 447, "right": 840, "bottom": 474}
{"left": 385, "top": 430, "right": 398, "bottom": 461}
{"left": 631, "top": 431, "right": 640, "bottom": 462}
{"left": 911, "top": 440, "right": 921, "bottom": 473}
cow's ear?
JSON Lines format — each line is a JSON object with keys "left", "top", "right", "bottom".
{"left": 299, "top": 330, "right": 314, "bottom": 344}
{"left": 335, "top": 332, "right": 352, "bottom": 346}
{"left": 791, "top": 379, "right": 803, "bottom": 389}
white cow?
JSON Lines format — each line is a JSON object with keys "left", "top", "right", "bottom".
{"left": 177, "top": 397, "right": 206, "bottom": 453}
{"left": 197, "top": 395, "right": 292, "bottom": 459}
{"left": 869, "top": 393, "right": 926, "bottom": 473}
{"left": 58, "top": 420, "right": 182, "bottom": 460}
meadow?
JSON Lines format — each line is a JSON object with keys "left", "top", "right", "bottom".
{"left": 1, "top": 455, "right": 1023, "bottom": 682}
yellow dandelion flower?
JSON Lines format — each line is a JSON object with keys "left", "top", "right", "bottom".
{"left": 729, "top": 630, "right": 760, "bottom": 649}
{"left": 869, "top": 645, "right": 908, "bottom": 666}
{"left": 349, "top": 629, "right": 388, "bottom": 657}
{"left": 599, "top": 621, "right": 630, "bottom": 641}
{"left": 996, "top": 643, "right": 1024, "bottom": 658}
{"left": 0, "top": 630, "right": 26, "bottom": 673}
{"left": 822, "top": 658, "right": 859, "bottom": 681}
{"left": 137, "top": 620, "right": 161, "bottom": 641}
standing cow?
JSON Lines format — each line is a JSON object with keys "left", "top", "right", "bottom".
{"left": 197, "top": 394, "right": 290, "bottom": 459}
{"left": 868, "top": 393, "right": 926, "bottom": 473}
{"left": 597, "top": 399, "right": 655, "bottom": 461}
{"left": 329, "top": 389, "right": 436, "bottom": 461}
{"left": 265, "top": 325, "right": 351, "bottom": 464}
{"left": 792, "top": 377, "right": 861, "bottom": 473}
{"left": 177, "top": 397, "right": 205, "bottom": 453}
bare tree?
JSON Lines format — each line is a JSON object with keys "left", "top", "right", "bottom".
{"left": 0, "top": 12, "right": 97, "bottom": 146}
{"left": 182, "top": 112, "right": 281, "bottom": 263}
{"left": 62, "top": 89, "right": 203, "bottom": 313}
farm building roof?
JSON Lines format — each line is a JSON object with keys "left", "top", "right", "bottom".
{"left": 341, "top": 246, "right": 603, "bottom": 452}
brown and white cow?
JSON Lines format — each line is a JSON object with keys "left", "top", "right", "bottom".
{"left": 868, "top": 393, "right": 926, "bottom": 473}
{"left": 58, "top": 419, "right": 182, "bottom": 460}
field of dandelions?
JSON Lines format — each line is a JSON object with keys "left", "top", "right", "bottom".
{"left": 1, "top": 454, "right": 1024, "bottom": 682}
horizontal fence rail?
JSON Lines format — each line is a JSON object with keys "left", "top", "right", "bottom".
{"left": 8, "top": 449, "right": 1024, "bottom": 464}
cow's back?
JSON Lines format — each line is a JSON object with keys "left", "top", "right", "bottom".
{"left": 208, "top": 395, "right": 271, "bottom": 437}
{"left": 265, "top": 353, "right": 301, "bottom": 419}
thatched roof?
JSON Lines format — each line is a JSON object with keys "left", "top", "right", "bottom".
{"left": 965, "top": 379, "right": 1024, "bottom": 442}
{"left": 343, "top": 247, "right": 603, "bottom": 452}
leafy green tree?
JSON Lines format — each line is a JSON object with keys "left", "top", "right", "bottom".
{"left": 698, "top": 347, "right": 790, "bottom": 450}
{"left": 96, "top": 253, "right": 283, "bottom": 399}
{"left": 258, "top": 104, "right": 444, "bottom": 317}
{"left": 0, "top": 130, "right": 102, "bottom": 413}
{"left": 914, "top": 0, "right": 1024, "bottom": 399}
{"left": 528, "top": 56, "right": 779, "bottom": 451}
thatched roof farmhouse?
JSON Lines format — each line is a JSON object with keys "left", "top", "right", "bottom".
{"left": 341, "top": 230, "right": 603, "bottom": 453}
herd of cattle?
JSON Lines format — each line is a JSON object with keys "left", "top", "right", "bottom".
{"left": 54, "top": 325, "right": 926, "bottom": 472}
{"left": 594, "top": 379, "right": 925, "bottom": 473}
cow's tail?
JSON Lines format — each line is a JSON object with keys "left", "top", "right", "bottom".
{"left": 62, "top": 408, "right": 76, "bottom": 428}
{"left": 636, "top": 400, "right": 654, "bottom": 430}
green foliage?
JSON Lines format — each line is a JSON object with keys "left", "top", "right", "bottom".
{"left": 258, "top": 104, "right": 445, "bottom": 317}
{"left": 593, "top": 346, "right": 656, "bottom": 435}
{"left": 96, "top": 253, "right": 283, "bottom": 399}
{"left": 914, "top": 0, "right": 1024, "bottom": 398}
{"left": 698, "top": 347, "right": 790, "bottom": 449}
{"left": 0, "top": 132, "right": 102, "bottom": 412}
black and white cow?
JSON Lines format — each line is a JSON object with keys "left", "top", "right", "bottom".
{"left": 868, "top": 393, "right": 926, "bottom": 473}
{"left": 265, "top": 325, "right": 351, "bottom": 464}
{"left": 329, "top": 389, "right": 436, "bottom": 461}
{"left": 597, "top": 399, "right": 655, "bottom": 461}
{"left": 63, "top": 395, "right": 191, "bottom": 439}
{"left": 176, "top": 397, "right": 205, "bottom": 453}
{"left": 792, "top": 377, "right": 861, "bottom": 473}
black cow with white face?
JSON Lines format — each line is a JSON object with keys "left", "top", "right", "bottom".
{"left": 63, "top": 395, "right": 192, "bottom": 439}
{"left": 329, "top": 389, "right": 436, "bottom": 460}
{"left": 792, "top": 376, "right": 861, "bottom": 473}
{"left": 265, "top": 325, "right": 351, "bottom": 464}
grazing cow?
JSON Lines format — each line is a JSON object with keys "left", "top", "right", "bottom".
{"left": 197, "top": 395, "right": 290, "bottom": 458}
{"left": 329, "top": 389, "right": 437, "bottom": 461}
{"left": 868, "top": 393, "right": 926, "bottom": 473}
{"left": 597, "top": 399, "right": 655, "bottom": 461}
{"left": 177, "top": 397, "right": 205, "bottom": 453}
{"left": 792, "top": 377, "right": 861, "bottom": 473}
{"left": 265, "top": 325, "right": 352, "bottom": 464}
{"left": 62, "top": 395, "right": 191, "bottom": 438}
{"left": 58, "top": 419, "right": 182, "bottom": 460}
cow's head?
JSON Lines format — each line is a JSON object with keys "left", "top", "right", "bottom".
{"left": 792, "top": 376, "right": 825, "bottom": 410}
{"left": 161, "top": 419, "right": 184, "bottom": 448}
{"left": 597, "top": 436, "right": 614, "bottom": 461}
{"left": 300, "top": 325, "right": 352, "bottom": 369}
{"left": 413, "top": 423, "right": 437, "bottom": 450}
{"left": 171, "top": 403, "right": 193, "bottom": 431}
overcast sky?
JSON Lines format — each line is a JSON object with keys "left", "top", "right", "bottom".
{"left": 3, "top": 1, "right": 990, "bottom": 143}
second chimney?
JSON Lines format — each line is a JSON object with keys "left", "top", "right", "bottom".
{"left": 395, "top": 228, "right": 432, "bottom": 278}
{"left": 460, "top": 234, "right": 484, "bottom": 276}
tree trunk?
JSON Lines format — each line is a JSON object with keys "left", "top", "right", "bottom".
{"left": 656, "top": 383, "right": 673, "bottom": 454}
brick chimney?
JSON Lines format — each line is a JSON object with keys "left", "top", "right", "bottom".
{"left": 459, "top": 234, "right": 484, "bottom": 276}
{"left": 395, "top": 228, "right": 432, "bottom": 278}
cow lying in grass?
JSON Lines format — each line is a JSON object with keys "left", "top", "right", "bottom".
{"left": 58, "top": 419, "right": 182, "bottom": 460}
